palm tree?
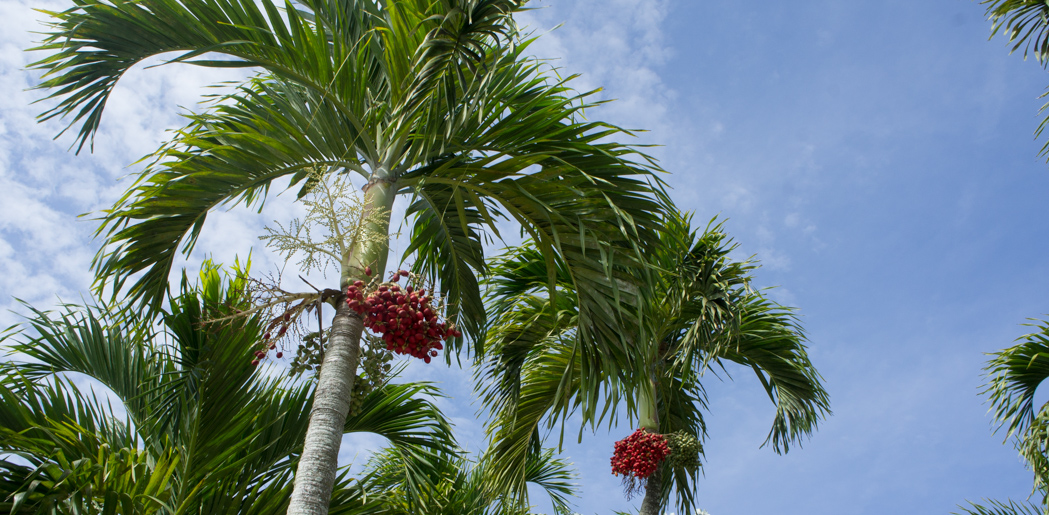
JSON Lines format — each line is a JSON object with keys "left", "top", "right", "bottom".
{"left": 29, "top": 1, "right": 667, "bottom": 512}
{"left": 478, "top": 211, "right": 830, "bottom": 515}
{"left": 0, "top": 263, "right": 455, "bottom": 514}
{"left": 955, "top": 319, "right": 1049, "bottom": 515}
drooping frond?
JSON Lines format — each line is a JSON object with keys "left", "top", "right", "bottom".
{"left": 985, "top": 318, "right": 1049, "bottom": 498}
{"left": 357, "top": 441, "right": 577, "bottom": 515}
{"left": 710, "top": 294, "right": 830, "bottom": 454}
{"left": 656, "top": 369, "right": 708, "bottom": 515}
{"left": 401, "top": 42, "right": 667, "bottom": 369}
{"left": 983, "top": 0, "right": 1049, "bottom": 65}
{"left": 0, "top": 300, "right": 162, "bottom": 437}
{"left": 344, "top": 382, "right": 456, "bottom": 456}
{"left": 94, "top": 77, "right": 373, "bottom": 311}
{"left": 980, "top": 1, "right": 1049, "bottom": 161}
{"left": 30, "top": 0, "right": 385, "bottom": 153}
{"left": 518, "top": 447, "right": 577, "bottom": 515}
{"left": 480, "top": 340, "right": 583, "bottom": 505}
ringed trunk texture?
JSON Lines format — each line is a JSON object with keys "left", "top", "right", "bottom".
{"left": 639, "top": 464, "right": 664, "bottom": 515}
{"left": 287, "top": 179, "right": 395, "bottom": 515}
{"left": 638, "top": 375, "right": 662, "bottom": 515}
{"left": 287, "top": 301, "right": 365, "bottom": 515}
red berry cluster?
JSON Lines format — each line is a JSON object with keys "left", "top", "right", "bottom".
{"left": 252, "top": 317, "right": 290, "bottom": 366}
{"left": 346, "top": 269, "right": 460, "bottom": 363}
{"left": 610, "top": 428, "right": 671, "bottom": 479}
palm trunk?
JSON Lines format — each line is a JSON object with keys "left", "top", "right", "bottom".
{"left": 638, "top": 375, "right": 662, "bottom": 515}
{"left": 639, "top": 464, "right": 664, "bottom": 515}
{"left": 288, "top": 179, "right": 395, "bottom": 515}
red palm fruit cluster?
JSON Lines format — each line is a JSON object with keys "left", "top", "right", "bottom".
{"left": 251, "top": 321, "right": 290, "bottom": 366}
{"left": 610, "top": 428, "right": 671, "bottom": 479}
{"left": 346, "top": 270, "right": 461, "bottom": 363}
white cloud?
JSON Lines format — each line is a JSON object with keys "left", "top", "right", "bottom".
{"left": 757, "top": 246, "right": 791, "bottom": 271}
{"left": 516, "top": 0, "right": 675, "bottom": 142}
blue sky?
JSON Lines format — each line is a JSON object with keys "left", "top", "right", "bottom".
{"left": 2, "top": 0, "right": 1049, "bottom": 514}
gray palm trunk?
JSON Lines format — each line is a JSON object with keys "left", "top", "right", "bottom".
{"left": 288, "top": 179, "right": 396, "bottom": 515}
{"left": 639, "top": 466, "right": 664, "bottom": 515}
{"left": 638, "top": 375, "right": 663, "bottom": 515}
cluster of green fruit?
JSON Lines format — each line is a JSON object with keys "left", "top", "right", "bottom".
{"left": 347, "top": 334, "right": 395, "bottom": 416}
{"left": 288, "top": 329, "right": 328, "bottom": 374}
{"left": 664, "top": 430, "right": 702, "bottom": 472}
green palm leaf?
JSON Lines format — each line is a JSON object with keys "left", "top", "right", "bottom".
{"left": 955, "top": 498, "right": 1046, "bottom": 515}
{"left": 980, "top": 1, "right": 1049, "bottom": 160}
{"left": 31, "top": 0, "right": 368, "bottom": 153}
{"left": 713, "top": 294, "right": 830, "bottom": 454}
{"left": 985, "top": 318, "right": 1049, "bottom": 498}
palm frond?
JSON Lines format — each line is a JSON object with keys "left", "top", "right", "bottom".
{"left": 0, "top": 381, "right": 177, "bottom": 515}
{"left": 663, "top": 215, "right": 755, "bottom": 372}
{"left": 400, "top": 39, "right": 667, "bottom": 369}
{"left": 404, "top": 177, "right": 489, "bottom": 351}
{"left": 656, "top": 371, "right": 708, "bottom": 515}
{"left": 94, "top": 77, "right": 373, "bottom": 311}
{"left": 985, "top": 318, "right": 1049, "bottom": 496}
{"left": 481, "top": 341, "right": 582, "bottom": 505}
{"left": 519, "top": 448, "right": 577, "bottom": 515}
{"left": 404, "top": 140, "right": 664, "bottom": 407}
{"left": 982, "top": 0, "right": 1049, "bottom": 65}
{"left": 30, "top": 0, "right": 373, "bottom": 152}
{"left": 0, "top": 300, "right": 162, "bottom": 434}
{"left": 712, "top": 294, "right": 830, "bottom": 454}
{"left": 0, "top": 375, "right": 133, "bottom": 459}
{"left": 1, "top": 441, "right": 179, "bottom": 515}
{"left": 955, "top": 498, "right": 1046, "bottom": 515}
{"left": 345, "top": 382, "right": 456, "bottom": 456}
{"left": 980, "top": 1, "right": 1049, "bottom": 162}
{"left": 987, "top": 319, "right": 1049, "bottom": 438}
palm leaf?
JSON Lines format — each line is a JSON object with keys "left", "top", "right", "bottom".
{"left": 481, "top": 340, "right": 583, "bottom": 505}
{"left": 955, "top": 498, "right": 1046, "bottom": 515}
{"left": 94, "top": 77, "right": 372, "bottom": 311}
{"left": 0, "top": 301, "right": 162, "bottom": 437}
{"left": 30, "top": 0, "right": 376, "bottom": 152}
{"left": 711, "top": 294, "right": 831, "bottom": 454}
{"left": 980, "top": 1, "right": 1049, "bottom": 161}
{"left": 518, "top": 448, "right": 576, "bottom": 515}
{"left": 982, "top": 0, "right": 1049, "bottom": 65}
{"left": 985, "top": 318, "right": 1049, "bottom": 497}
{"left": 345, "top": 382, "right": 455, "bottom": 454}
